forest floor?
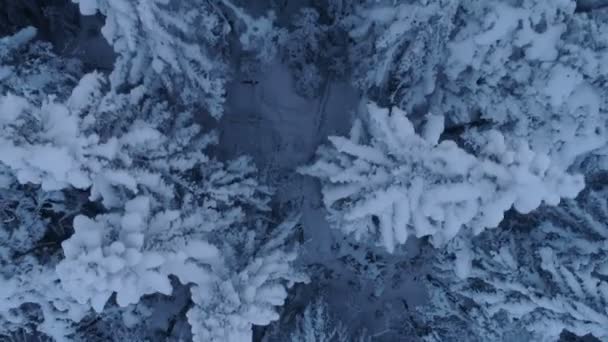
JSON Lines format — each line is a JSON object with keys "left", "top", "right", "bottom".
{"left": 219, "top": 62, "right": 428, "bottom": 341}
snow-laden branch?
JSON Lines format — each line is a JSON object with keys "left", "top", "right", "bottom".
{"left": 301, "top": 102, "right": 583, "bottom": 252}
{"left": 425, "top": 188, "right": 608, "bottom": 341}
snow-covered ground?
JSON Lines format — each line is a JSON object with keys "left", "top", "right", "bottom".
{"left": 220, "top": 62, "right": 427, "bottom": 340}
{"left": 220, "top": 62, "right": 356, "bottom": 255}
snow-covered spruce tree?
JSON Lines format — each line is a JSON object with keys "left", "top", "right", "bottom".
{"left": 186, "top": 215, "right": 308, "bottom": 342}
{"left": 0, "top": 26, "right": 306, "bottom": 341}
{"left": 0, "top": 26, "right": 91, "bottom": 341}
{"left": 261, "top": 295, "right": 371, "bottom": 342}
{"left": 0, "top": 26, "right": 81, "bottom": 98}
{"left": 434, "top": 0, "right": 608, "bottom": 167}
{"left": 0, "top": 170, "right": 91, "bottom": 341}
{"left": 300, "top": 102, "right": 583, "bottom": 252}
{"left": 281, "top": 5, "right": 349, "bottom": 99}
{"left": 71, "top": 0, "right": 283, "bottom": 119}
{"left": 343, "top": 0, "right": 608, "bottom": 173}
{"left": 342, "top": 0, "right": 458, "bottom": 112}
{"left": 2, "top": 82, "right": 304, "bottom": 339}
{"left": 283, "top": 7, "right": 329, "bottom": 99}
{"left": 287, "top": 297, "right": 349, "bottom": 342}
{"left": 57, "top": 203, "right": 307, "bottom": 341}
{"left": 421, "top": 187, "right": 608, "bottom": 341}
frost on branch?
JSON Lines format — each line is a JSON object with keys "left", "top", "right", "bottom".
{"left": 0, "top": 26, "right": 81, "bottom": 102}
{"left": 0, "top": 257, "right": 88, "bottom": 341}
{"left": 0, "top": 30, "right": 90, "bottom": 340}
{"left": 0, "top": 184, "right": 89, "bottom": 341}
{"left": 301, "top": 102, "right": 583, "bottom": 252}
{"left": 186, "top": 215, "right": 308, "bottom": 342}
{"left": 343, "top": 0, "right": 458, "bottom": 112}
{"left": 423, "top": 188, "right": 608, "bottom": 341}
{"left": 284, "top": 8, "right": 328, "bottom": 98}
{"left": 288, "top": 297, "right": 349, "bottom": 342}
{"left": 262, "top": 294, "right": 370, "bottom": 342}
{"left": 0, "top": 179, "right": 66, "bottom": 255}
{"left": 281, "top": 5, "right": 349, "bottom": 99}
